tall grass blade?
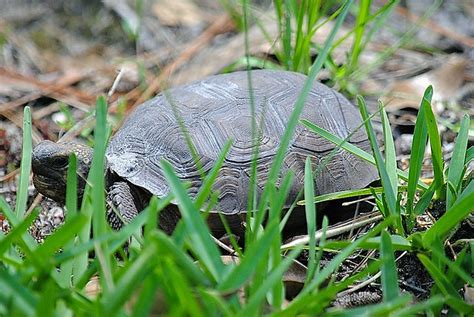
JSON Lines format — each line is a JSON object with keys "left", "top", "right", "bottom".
{"left": 288, "top": 216, "right": 393, "bottom": 310}
{"left": 254, "top": 0, "right": 353, "bottom": 232}
{"left": 406, "top": 87, "right": 431, "bottom": 215}
{"left": 304, "top": 158, "right": 317, "bottom": 284}
{"left": 301, "top": 119, "right": 428, "bottom": 189}
{"left": 380, "top": 231, "right": 399, "bottom": 300}
{"left": 58, "top": 153, "right": 78, "bottom": 288}
{"left": 101, "top": 243, "right": 158, "bottom": 315}
{"left": 0, "top": 267, "right": 37, "bottom": 316}
{"left": 240, "top": 245, "right": 303, "bottom": 315}
{"left": 218, "top": 219, "right": 280, "bottom": 292}
{"left": 0, "top": 208, "right": 38, "bottom": 256}
{"left": 380, "top": 102, "right": 398, "bottom": 202}
{"left": 160, "top": 159, "right": 223, "bottom": 281}
{"left": 446, "top": 114, "right": 469, "bottom": 208}
{"left": 15, "top": 106, "right": 32, "bottom": 218}
{"left": 358, "top": 96, "right": 401, "bottom": 233}
{"left": 465, "top": 146, "right": 474, "bottom": 164}
{"left": 417, "top": 254, "right": 462, "bottom": 300}
{"left": 422, "top": 87, "right": 444, "bottom": 197}
{"left": 423, "top": 186, "right": 474, "bottom": 247}
{"left": 153, "top": 232, "right": 209, "bottom": 285}
{"left": 89, "top": 96, "right": 113, "bottom": 292}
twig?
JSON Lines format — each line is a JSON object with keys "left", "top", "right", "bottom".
{"left": 281, "top": 212, "right": 383, "bottom": 250}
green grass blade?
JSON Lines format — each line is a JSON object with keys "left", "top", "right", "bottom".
{"left": 160, "top": 159, "right": 223, "bottom": 281}
{"left": 446, "top": 114, "right": 469, "bottom": 208}
{"left": 380, "top": 230, "right": 399, "bottom": 301}
{"left": 0, "top": 208, "right": 38, "bottom": 256}
{"left": 158, "top": 257, "right": 205, "bottom": 317}
{"left": 431, "top": 247, "right": 474, "bottom": 286}
{"left": 358, "top": 96, "right": 401, "bottom": 232}
{"left": 90, "top": 96, "right": 109, "bottom": 237}
{"left": 0, "top": 197, "right": 38, "bottom": 253}
{"left": 152, "top": 232, "right": 210, "bottom": 285}
{"left": 349, "top": 0, "right": 370, "bottom": 70}
{"left": 29, "top": 214, "right": 87, "bottom": 266}
{"left": 413, "top": 185, "right": 435, "bottom": 216}
{"left": 301, "top": 119, "right": 428, "bottom": 189}
{"left": 289, "top": 216, "right": 394, "bottom": 309}
{"left": 380, "top": 102, "right": 398, "bottom": 200}
{"left": 239, "top": 246, "right": 303, "bottom": 315}
{"left": 101, "top": 243, "right": 158, "bottom": 315}
{"left": 304, "top": 158, "right": 317, "bottom": 284}
{"left": 326, "top": 295, "right": 412, "bottom": 316}
{"left": 58, "top": 153, "right": 78, "bottom": 288}
{"left": 465, "top": 146, "right": 474, "bottom": 164}
{"left": 15, "top": 106, "right": 32, "bottom": 218}
{"left": 65, "top": 154, "right": 78, "bottom": 217}
{"left": 458, "top": 178, "right": 473, "bottom": 201}
{"left": 194, "top": 140, "right": 232, "bottom": 208}
{"left": 417, "top": 254, "right": 462, "bottom": 299}
{"left": 218, "top": 220, "right": 280, "bottom": 292}
{"left": 54, "top": 208, "right": 150, "bottom": 266}
{"left": 392, "top": 295, "right": 445, "bottom": 317}
{"left": 406, "top": 87, "right": 431, "bottom": 215}
{"left": 423, "top": 186, "right": 474, "bottom": 247}
{"left": 422, "top": 87, "right": 444, "bottom": 197}
{"left": 0, "top": 267, "right": 37, "bottom": 316}
{"left": 89, "top": 96, "right": 113, "bottom": 292}
{"left": 254, "top": 0, "right": 353, "bottom": 232}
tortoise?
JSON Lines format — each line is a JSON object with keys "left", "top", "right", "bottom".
{"left": 32, "top": 70, "right": 378, "bottom": 234}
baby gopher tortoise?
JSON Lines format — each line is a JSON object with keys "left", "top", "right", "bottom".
{"left": 32, "top": 70, "right": 378, "bottom": 234}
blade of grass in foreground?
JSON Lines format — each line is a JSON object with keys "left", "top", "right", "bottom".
{"left": 304, "top": 158, "right": 317, "bottom": 285}
{"left": 406, "top": 87, "right": 431, "bottom": 215}
{"left": 101, "top": 242, "right": 158, "bottom": 315}
{"left": 0, "top": 266, "right": 37, "bottom": 316}
{"left": 380, "top": 230, "right": 399, "bottom": 301}
{"left": 422, "top": 87, "right": 444, "bottom": 198}
{"left": 58, "top": 153, "right": 78, "bottom": 288}
{"left": 286, "top": 216, "right": 395, "bottom": 313}
{"left": 300, "top": 119, "right": 428, "bottom": 189}
{"left": 89, "top": 96, "right": 113, "bottom": 292}
{"left": 15, "top": 106, "right": 32, "bottom": 218}
{"left": 253, "top": 0, "right": 353, "bottom": 233}
{"left": 325, "top": 295, "right": 413, "bottom": 317}
{"left": 218, "top": 219, "right": 280, "bottom": 292}
{"left": 0, "top": 208, "right": 38, "bottom": 256}
{"left": 380, "top": 102, "right": 398, "bottom": 201}
{"left": 160, "top": 159, "right": 224, "bottom": 282}
{"left": 240, "top": 245, "right": 303, "bottom": 316}
{"left": 358, "top": 96, "right": 401, "bottom": 234}
{"left": 417, "top": 254, "right": 470, "bottom": 314}
{"left": 446, "top": 114, "right": 469, "bottom": 208}
{"left": 423, "top": 186, "right": 474, "bottom": 248}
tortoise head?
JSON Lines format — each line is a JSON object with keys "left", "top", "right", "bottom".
{"left": 32, "top": 140, "right": 93, "bottom": 204}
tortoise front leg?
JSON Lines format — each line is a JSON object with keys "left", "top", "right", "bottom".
{"left": 106, "top": 181, "right": 141, "bottom": 230}
{"left": 106, "top": 181, "right": 181, "bottom": 233}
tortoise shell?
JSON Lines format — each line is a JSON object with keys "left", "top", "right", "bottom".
{"left": 106, "top": 70, "right": 378, "bottom": 214}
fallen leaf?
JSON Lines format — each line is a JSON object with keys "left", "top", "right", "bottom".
{"left": 384, "top": 55, "right": 468, "bottom": 113}
{"left": 153, "top": 0, "right": 212, "bottom": 27}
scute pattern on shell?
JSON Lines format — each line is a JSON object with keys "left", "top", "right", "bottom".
{"left": 106, "top": 70, "right": 378, "bottom": 214}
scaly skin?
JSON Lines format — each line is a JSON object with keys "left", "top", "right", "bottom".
{"left": 32, "top": 141, "right": 93, "bottom": 204}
